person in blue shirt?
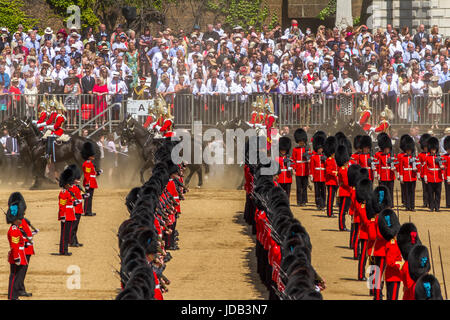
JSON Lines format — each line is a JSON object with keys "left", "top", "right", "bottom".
{"left": 0, "top": 65, "right": 10, "bottom": 89}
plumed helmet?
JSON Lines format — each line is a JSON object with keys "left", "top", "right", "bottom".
{"left": 414, "top": 274, "right": 443, "bottom": 300}
{"left": 279, "top": 136, "right": 292, "bottom": 153}
{"left": 81, "top": 141, "right": 96, "bottom": 160}
{"left": 359, "top": 135, "right": 372, "bottom": 149}
{"left": 397, "top": 223, "right": 421, "bottom": 261}
{"left": 313, "top": 135, "right": 325, "bottom": 152}
{"left": 6, "top": 192, "right": 26, "bottom": 223}
{"left": 408, "top": 245, "right": 431, "bottom": 282}
{"left": 419, "top": 133, "right": 431, "bottom": 150}
{"left": 427, "top": 136, "right": 439, "bottom": 151}
{"left": 378, "top": 208, "right": 400, "bottom": 241}
{"left": 59, "top": 167, "right": 75, "bottom": 188}
{"left": 335, "top": 145, "right": 350, "bottom": 167}
{"left": 294, "top": 128, "right": 307, "bottom": 143}
{"left": 323, "top": 136, "right": 337, "bottom": 157}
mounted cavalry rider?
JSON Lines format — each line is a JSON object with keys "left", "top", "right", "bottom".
{"left": 43, "top": 99, "right": 67, "bottom": 161}
{"left": 143, "top": 99, "right": 158, "bottom": 130}
{"left": 264, "top": 97, "right": 278, "bottom": 149}
{"left": 357, "top": 95, "right": 372, "bottom": 132}
{"left": 151, "top": 97, "right": 174, "bottom": 138}
{"left": 32, "top": 100, "right": 49, "bottom": 132}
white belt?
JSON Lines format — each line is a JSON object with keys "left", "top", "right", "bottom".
{"left": 429, "top": 168, "right": 440, "bottom": 171}
{"left": 90, "top": 175, "right": 96, "bottom": 178}
{"left": 296, "top": 161, "right": 307, "bottom": 163}
{"left": 381, "top": 167, "right": 392, "bottom": 170}
{"left": 173, "top": 197, "right": 179, "bottom": 200}
{"left": 315, "top": 168, "right": 325, "bottom": 170}
{"left": 66, "top": 205, "right": 73, "bottom": 208}
{"left": 403, "top": 168, "right": 413, "bottom": 171}
{"left": 155, "top": 285, "right": 160, "bottom": 289}
{"left": 19, "top": 247, "right": 24, "bottom": 250}
{"left": 281, "top": 169, "right": 289, "bottom": 172}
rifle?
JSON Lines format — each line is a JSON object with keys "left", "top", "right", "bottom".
{"left": 428, "top": 230, "right": 436, "bottom": 276}
{"left": 438, "top": 246, "right": 448, "bottom": 300}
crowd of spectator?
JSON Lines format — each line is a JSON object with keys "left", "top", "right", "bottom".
{"left": 0, "top": 20, "right": 449, "bottom": 127}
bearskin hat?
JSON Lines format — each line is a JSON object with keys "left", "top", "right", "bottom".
{"left": 427, "top": 136, "right": 439, "bottom": 152}
{"left": 377, "top": 133, "right": 392, "bottom": 150}
{"left": 354, "top": 135, "right": 363, "bottom": 151}
{"left": 415, "top": 274, "right": 443, "bottom": 300}
{"left": 397, "top": 223, "right": 421, "bottom": 261}
{"left": 313, "top": 135, "right": 325, "bottom": 152}
{"left": 6, "top": 192, "right": 26, "bottom": 224}
{"left": 378, "top": 209, "right": 400, "bottom": 241}
{"left": 348, "top": 164, "right": 362, "bottom": 187}
{"left": 67, "top": 164, "right": 81, "bottom": 180}
{"left": 59, "top": 167, "right": 75, "bottom": 188}
{"left": 359, "top": 135, "right": 372, "bottom": 150}
{"left": 135, "top": 228, "right": 159, "bottom": 255}
{"left": 419, "top": 133, "right": 431, "bottom": 151}
{"left": 343, "top": 138, "right": 353, "bottom": 157}
{"left": 279, "top": 136, "right": 292, "bottom": 153}
{"left": 356, "top": 178, "right": 372, "bottom": 203}
{"left": 335, "top": 132, "right": 347, "bottom": 144}
{"left": 313, "top": 130, "right": 327, "bottom": 141}
{"left": 371, "top": 185, "right": 391, "bottom": 213}
{"left": 399, "top": 134, "right": 408, "bottom": 152}
{"left": 81, "top": 141, "right": 96, "bottom": 160}
{"left": 408, "top": 245, "right": 431, "bottom": 282}
{"left": 323, "top": 136, "right": 337, "bottom": 157}
{"left": 125, "top": 187, "right": 141, "bottom": 214}
{"left": 402, "top": 135, "right": 415, "bottom": 153}
{"left": 167, "top": 160, "right": 181, "bottom": 176}
{"left": 335, "top": 145, "right": 350, "bottom": 167}
{"left": 444, "top": 136, "right": 450, "bottom": 152}
{"left": 294, "top": 128, "right": 307, "bottom": 143}
{"left": 359, "top": 167, "right": 369, "bottom": 180}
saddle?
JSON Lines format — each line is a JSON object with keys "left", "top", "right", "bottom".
{"left": 42, "top": 130, "right": 71, "bottom": 143}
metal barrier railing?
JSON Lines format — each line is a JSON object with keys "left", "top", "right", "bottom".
{"left": 1, "top": 92, "right": 449, "bottom": 131}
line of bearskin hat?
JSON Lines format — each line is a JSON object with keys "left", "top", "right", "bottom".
{"left": 251, "top": 166, "right": 322, "bottom": 300}
{"left": 359, "top": 135, "right": 372, "bottom": 150}
{"left": 294, "top": 128, "right": 307, "bottom": 144}
{"left": 59, "top": 167, "right": 75, "bottom": 188}
{"left": 312, "top": 135, "right": 325, "bottom": 153}
{"left": 117, "top": 139, "right": 183, "bottom": 299}
{"left": 67, "top": 164, "right": 81, "bottom": 180}
{"left": 354, "top": 135, "right": 362, "bottom": 151}
{"left": 408, "top": 244, "right": 431, "bottom": 282}
{"left": 401, "top": 134, "right": 415, "bottom": 153}
{"left": 414, "top": 274, "right": 443, "bottom": 300}
{"left": 279, "top": 136, "right": 292, "bottom": 153}
{"left": 323, "top": 136, "right": 337, "bottom": 158}
{"left": 378, "top": 208, "right": 400, "bottom": 241}
{"left": 356, "top": 178, "right": 372, "bottom": 204}
{"left": 370, "top": 185, "right": 391, "bottom": 218}
{"left": 397, "top": 223, "right": 422, "bottom": 261}
{"left": 6, "top": 192, "right": 26, "bottom": 224}
{"left": 335, "top": 145, "right": 350, "bottom": 167}
{"left": 348, "top": 164, "right": 362, "bottom": 188}
{"left": 81, "top": 141, "right": 96, "bottom": 160}
{"left": 427, "top": 136, "right": 440, "bottom": 151}
{"left": 377, "top": 132, "right": 392, "bottom": 150}
{"left": 419, "top": 133, "right": 431, "bottom": 151}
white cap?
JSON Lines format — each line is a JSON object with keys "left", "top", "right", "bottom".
{"left": 44, "top": 27, "right": 53, "bottom": 34}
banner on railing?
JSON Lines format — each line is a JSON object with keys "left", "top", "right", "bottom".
{"left": 127, "top": 99, "right": 154, "bottom": 117}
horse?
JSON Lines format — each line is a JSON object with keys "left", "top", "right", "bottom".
{"left": 7, "top": 117, "right": 101, "bottom": 189}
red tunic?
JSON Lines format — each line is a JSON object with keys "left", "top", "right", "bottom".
{"left": 325, "top": 157, "right": 338, "bottom": 186}
{"left": 153, "top": 270, "right": 164, "bottom": 300}
{"left": 385, "top": 239, "right": 403, "bottom": 282}
{"left": 310, "top": 153, "right": 325, "bottom": 182}
{"left": 37, "top": 111, "right": 48, "bottom": 131}
{"left": 277, "top": 155, "right": 293, "bottom": 184}
{"left": 58, "top": 189, "right": 76, "bottom": 221}
{"left": 70, "top": 185, "right": 84, "bottom": 214}
{"left": 338, "top": 165, "right": 351, "bottom": 197}
{"left": 423, "top": 154, "right": 444, "bottom": 183}
{"left": 417, "top": 152, "right": 428, "bottom": 179}
{"left": 358, "top": 153, "right": 375, "bottom": 180}
{"left": 143, "top": 114, "right": 155, "bottom": 129}
{"left": 399, "top": 154, "right": 418, "bottom": 182}
{"left": 376, "top": 153, "right": 396, "bottom": 181}
{"left": 45, "top": 111, "right": 58, "bottom": 125}
{"left": 159, "top": 119, "right": 174, "bottom": 138}
{"left": 355, "top": 202, "right": 368, "bottom": 240}
{"left": 367, "top": 216, "right": 387, "bottom": 257}
{"left": 443, "top": 153, "right": 450, "bottom": 182}
{"left": 20, "top": 219, "right": 35, "bottom": 256}
{"left": 401, "top": 261, "right": 416, "bottom": 300}
{"left": 359, "top": 110, "right": 372, "bottom": 131}
{"left": 244, "top": 165, "right": 254, "bottom": 194}
{"left": 375, "top": 120, "right": 389, "bottom": 133}
{"left": 166, "top": 179, "right": 180, "bottom": 213}
{"left": 82, "top": 160, "right": 98, "bottom": 189}
{"left": 50, "top": 114, "right": 65, "bottom": 136}
{"left": 291, "top": 146, "right": 309, "bottom": 176}
{"left": 7, "top": 224, "right": 28, "bottom": 265}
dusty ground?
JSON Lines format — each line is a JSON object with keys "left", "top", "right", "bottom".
{"left": 0, "top": 176, "right": 449, "bottom": 300}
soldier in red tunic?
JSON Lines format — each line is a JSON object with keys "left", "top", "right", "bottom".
{"left": 58, "top": 168, "right": 77, "bottom": 256}
{"left": 6, "top": 192, "right": 28, "bottom": 300}
{"left": 397, "top": 223, "right": 421, "bottom": 300}
{"left": 324, "top": 136, "right": 338, "bottom": 217}
{"left": 355, "top": 178, "right": 372, "bottom": 281}
{"left": 336, "top": 145, "right": 351, "bottom": 231}
{"left": 276, "top": 136, "right": 293, "bottom": 200}
{"left": 398, "top": 135, "right": 418, "bottom": 211}
{"left": 396, "top": 135, "right": 408, "bottom": 207}
{"left": 292, "top": 128, "right": 309, "bottom": 206}
{"left": 351, "top": 135, "right": 362, "bottom": 165}
{"left": 81, "top": 141, "right": 102, "bottom": 216}
{"left": 310, "top": 133, "right": 326, "bottom": 210}
{"left": 423, "top": 137, "right": 445, "bottom": 212}
{"left": 348, "top": 164, "right": 362, "bottom": 252}
{"left": 418, "top": 133, "right": 431, "bottom": 208}
{"left": 375, "top": 134, "right": 395, "bottom": 207}
{"left": 442, "top": 135, "right": 450, "bottom": 208}
{"left": 68, "top": 164, "right": 88, "bottom": 247}
{"left": 32, "top": 101, "right": 49, "bottom": 132}
{"left": 357, "top": 135, "right": 376, "bottom": 181}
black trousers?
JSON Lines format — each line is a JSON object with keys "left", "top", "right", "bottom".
{"left": 338, "top": 197, "right": 351, "bottom": 231}
{"left": 352, "top": 223, "right": 360, "bottom": 258}
{"left": 401, "top": 182, "right": 406, "bottom": 205}
{"left": 71, "top": 214, "right": 82, "bottom": 245}
{"left": 427, "top": 182, "right": 442, "bottom": 211}
{"left": 59, "top": 220, "right": 74, "bottom": 254}
{"left": 404, "top": 181, "right": 416, "bottom": 210}
{"left": 295, "top": 176, "right": 308, "bottom": 205}
{"left": 422, "top": 180, "right": 429, "bottom": 207}
{"left": 386, "top": 281, "right": 401, "bottom": 300}
{"left": 279, "top": 183, "right": 291, "bottom": 202}
{"left": 84, "top": 188, "right": 95, "bottom": 215}
{"left": 371, "top": 256, "right": 386, "bottom": 300}
{"left": 358, "top": 239, "right": 368, "bottom": 280}
{"left": 379, "top": 180, "right": 394, "bottom": 207}
{"left": 445, "top": 182, "right": 450, "bottom": 207}
{"left": 18, "top": 255, "right": 31, "bottom": 293}
{"left": 314, "top": 182, "right": 326, "bottom": 209}
{"left": 9, "top": 264, "right": 26, "bottom": 300}
{"left": 326, "top": 185, "right": 338, "bottom": 217}
{"left": 244, "top": 194, "right": 255, "bottom": 225}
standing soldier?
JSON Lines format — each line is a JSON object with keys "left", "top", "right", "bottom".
{"left": 355, "top": 178, "right": 372, "bottom": 281}
{"left": 324, "top": 136, "right": 338, "bottom": 217}
{"left": 358, "top": 135, "right": 376, "bottom": 181}
{"left": 336, "top": 145, "right": 351, "bottom": 231}
{"left": 310, "top": 134, "right": 326, "bottom": 210}
{"left": 422, "top": 137, "right": 445, "bottom": 212}
{"left": 398, "top": 135, "right": 418, "bottom": 211}
{"left": 276, "top": 136, "right": 293, "bottom": 201}
{"left": 351, "top": 135, "right": 362, "bottom": 165}
{"left": 396, "top": 135, "right": 409, "bottom": 207}
{"left": 58, "top": 168, "right": 77, "bottom": 256}
{"left": 18, "top": 213, "right": 35, "bottom": 298}
{"left": 348, "top": 164, "right": 362, "bottom": 253}
{"left": 81, "top": 141, "right": 101, "bottom": 216}
{"left": 6, "top": 192, "right": 28, "bottom": 300}
{"left": 375, "top": 134, "right": 395, "bottom": 207}
{"left": 68, "top": 164, "right": 86, "bottom": 247}
{"left": 292, "top": 128, "right": 309, "bottom": 206}
{"left": 418, "top": 133, "right": 431, "bottom": 209}
{"left": 442, "top": 135, "right": 450, "bottom": 208}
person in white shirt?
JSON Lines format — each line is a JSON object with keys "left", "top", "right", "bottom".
{"left": 262, "top": 54, "right": 280, "bottom": 77}
{"left": 354, "top": 74, "right": 369, "bottom": 95}
{"left": 388, "top": 35, "right": 404, "bottom": 57}
{"left": 237, "top": 76, "right": 252, "bottom": 115}
{"left": 296, "top": 75, "right": 315, "bottom": 123}
{"left": 50, "top": 62, "right": 67, "bottom": 87}
{"left": 107, "top": 71, "right": 128, "bottom": 120}
{"left": 191, "top": 77, "right": 207, "bottom": 121}
{"left": 251, "top": 71, "right": 265, "bottom": 94}
{"left": 381, "top": 73, "right": 398, "bottom": 112}
{"left": 157, "top": 74, "right": 175, "bottom": 104}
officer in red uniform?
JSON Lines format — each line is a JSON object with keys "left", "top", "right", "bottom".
{"left": 398, "top": 135, "right": 418, "bottom": 211}
{"left": 396, "top": 135, "right": 409, "bottom": 207}
{"left": 58, "top": 168, "right": 77, "bottom": 256}
{"left": 276, "top": 136, "right": 293, "bottom": 200}
{"left": 44, "top": 100, "right": 66, "bottom": 161}
{"left": 418, "top": 133, "right": 431, "bottom": 208}
{"left": 375, "top": 134, "right": 395, "bottom": 207}
{"left": 442, "top": 135, "right": 450, "bottom": 208}
{"left": 18, "top": 217, "right": 35, "bottom": 297}
{"left": 355, "top": 178, "right": 372, "bottom": 281}
{"left": 292, "top": 128, "right": 309, "bottom": 206}
{"left": 348, "top": 164, "right": 362, "bottom": 252}
{"left": 423, "top": 137, "right": 444, "bottom": 212}
{"left": 336, "top": 145, "right": 351, "bottom": 231}
{"left": 6, "top": 192, "right": 28, "bottom": 300}
{"left": 358, "top": 135, "right": 376, "bottom": 181}
{"left": 351, "top": 135, "right": 362, "bottom": 165}
{"left": 324, "top": 136, "right": 338, "bottom": 217}
{"left": 397, "top": 223, "right": 421, "bottom": 300}
{"left": 378, "top": 208, "right": 402, "bottom": 300}
{"left": 81, "top": 141, "right": 102, "bottom": 216}
{"left": 310, "top": 133, "right": 326, "bottom": 210}
{"left": 68, "top": 164, "right": 88, "bottom": 247}
{"left": 32, "top": 101, "right": 48, "bottom": 132}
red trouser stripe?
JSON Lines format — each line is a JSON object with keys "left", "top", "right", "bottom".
{"left": 358, "top": 240, "right": 367, "bottom": 279}
{"left": 353, "top": 224, "right": 360, "bottom": 259}
{"left": 339, "top": 198, "right": 346, "bottom": 230}
{"left": 375, "top": 257, "right": 386, "bottom": 300}
{"left": 392, "top": 282, "right": 399, "bottom": 300}
{"left": 328, "top": 186, "right": 333, "bottom": 217}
